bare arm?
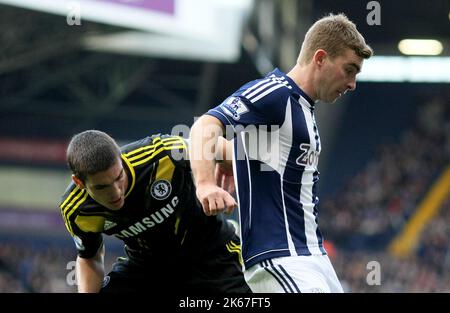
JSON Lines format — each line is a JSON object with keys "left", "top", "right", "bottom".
{"left": 76, "top": 244, "right": 105, "bottom": 293}
{"left": 189, "top": 115, "right": 237, "bottom": 216}
{"left": 216, "top": 136, "right": 233, "bottom": 166}
{"left": 216, "top": 136, "right": 235, "bottom": 195}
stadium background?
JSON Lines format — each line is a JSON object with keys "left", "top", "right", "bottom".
{"left": 0, "top": 0, "right": 448, "bottom": 292}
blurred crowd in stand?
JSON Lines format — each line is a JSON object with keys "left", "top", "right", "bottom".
{"left": 0, "top": 240, "right": 120, "bottom": 292}
{"left": 332, "top": 198, "right": 450, "bottom": 292}
{"left": 321, "top": 98, "right": 449, "bottom": 249}
{"left": 0, "top": 242, "right": 75, "bottom": 292}
{"left": 323, "top": 97, "right": 450, "bottom": 292}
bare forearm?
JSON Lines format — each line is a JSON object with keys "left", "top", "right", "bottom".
{"left": 189, "top": 115, "right": 236, "bottom": 215}
{"left": 76, "top": 245, "right": 105, "bottom": 293}
{"left": 189, "top": 115, "right": 224, "bottom": 186}
{"left": 216, "top": 136, "right": 233, "bottom": 167}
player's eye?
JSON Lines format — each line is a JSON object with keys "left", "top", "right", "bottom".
{"left": 116, "top": 170, "right": 124, "bottom": 181}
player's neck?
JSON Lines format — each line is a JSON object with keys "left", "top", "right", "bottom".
{"left": 287, "top": 63, "right": 318, "bottom": 102}
{"left": 122, "top": 162, "right": 131, "bottom": 196}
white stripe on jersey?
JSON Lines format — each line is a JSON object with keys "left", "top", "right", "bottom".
{"left": 239, "top": 131, "right": 253, "bottom": 229}
{"left": 311, "top": 112, "right": 321, "bottom": 150}
{"left": 278, "top": 98, "right": 298, "bottom": 257}
{"left": 299, "top": 95, "right": 315, "bottom": 111}
{"left": 250, "top": 83, "right": 286, "bottom": 103}
{"left": 245, "top": 80, "right": 278, "bottom": 99}
{"left": 241, "top": 77, "right": 273, "bottom": 97}
{"left": 299, "top": 103, "right": 323, "bottom": 254}
{"left": 241, "top": 74, "right": 284, "bottom": 95}
{"left": 231, "top": 140, "right": 245, "bottom": 249}
{"left": 242, "top": 76, "right": 291, "bottom": 103}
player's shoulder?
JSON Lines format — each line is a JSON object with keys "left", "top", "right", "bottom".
{"left": 120, "top": 134, "right": 159, "bottom": 154}
{"left": 121, "top": 134, "right": 188, "bottom": 174}
{"left": 236, "top": 70, "right": 294, "bottom": 105}
{"left": 121, "top": 134, "right": 186, "bottom": 154}
{"left": 60, "top": 183, "right": 86, "bottom": 209}
{"left": 59, "top": 183, "right": 90, "bottom": 226}
{"left": 60, "top": 183, "right": 108, "bottom": 237}
{"left": 60, "top": 182, "right": 106, "bottom": 213}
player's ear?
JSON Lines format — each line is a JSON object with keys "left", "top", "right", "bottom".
{"left": 313, "top": 49, "right": 328, "bottom": 67}
{"left": 72, "top": 175, "right": 85, "bottom": 189}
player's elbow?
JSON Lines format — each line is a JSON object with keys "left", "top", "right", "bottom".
{"left": 192, "top": 115, "right": 224, "bottom": 134}
{"left": 190, "top": 115, "right": 224, "bottom": 149}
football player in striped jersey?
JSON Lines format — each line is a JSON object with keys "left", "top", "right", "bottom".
{"left": 190, "top": 13, "right": 373, "bottom": 293}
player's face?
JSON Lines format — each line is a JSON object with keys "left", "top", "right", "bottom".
{"left": 83, "top": 158, "right": 129, "bottom": 210}
{"left": 318, "top": 48, "right": 363, "bottom": 103}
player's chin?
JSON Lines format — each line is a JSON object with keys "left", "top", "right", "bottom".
{"left": 328, "top": 95, "right": 341, "bottom": 103}
{"left": 107, "top": 200, "right": 124, "bottom": 210}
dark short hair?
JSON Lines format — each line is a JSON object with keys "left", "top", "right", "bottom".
{"left": 66, "top": 130, "right": 121, "bottom": 182}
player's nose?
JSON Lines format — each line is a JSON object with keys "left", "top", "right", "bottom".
{"left": 112, "top": 182, "right": 122, "bottom": 197}
{"left": 347, "top": 79, "right": 356, "bottom": 91}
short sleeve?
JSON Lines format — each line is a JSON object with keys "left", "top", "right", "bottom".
{"left": 206, "top": 86, "right": 291, "bottom": 132}
{"left": 72, "top": 232, "right": 104, "bottom": 259}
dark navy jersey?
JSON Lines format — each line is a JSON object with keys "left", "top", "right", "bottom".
{"left": 207, "top": 68, "right": 326, "bottom": 269}
{"left": 60, "top": 135, "right": 235, "bottom": 265}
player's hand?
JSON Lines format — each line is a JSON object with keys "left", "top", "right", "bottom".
{"left": 196, "top": 183, "right": 237, "bottom": 216}
{"left": 215, "top": 162, "right": 235, "bottom": 195}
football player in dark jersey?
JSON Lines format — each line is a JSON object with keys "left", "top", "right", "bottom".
{"left": 60, "top": 130, "right": 249, "bottom": 293}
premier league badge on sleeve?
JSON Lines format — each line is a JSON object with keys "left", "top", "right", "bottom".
{"left": 221, "top": 97, "right": 249, "bottom": 121}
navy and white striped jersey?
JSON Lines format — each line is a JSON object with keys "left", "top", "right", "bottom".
{"left": 207, "top": 68, "right": 327, "bottom": 269}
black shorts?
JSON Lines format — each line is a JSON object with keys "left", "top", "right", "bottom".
{"left": 100, "top": 235, "right": 251, "bottom": 294}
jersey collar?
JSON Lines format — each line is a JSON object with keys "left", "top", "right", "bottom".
{"left": 121, "top": 154, "right": 136, "bottom": 198}
{"left": 270, "top": 68, "right": 315, "bottom": 110}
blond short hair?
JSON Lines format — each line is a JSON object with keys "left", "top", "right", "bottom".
{"left": 298, "top": 13, "right": 373, "bottom": 65}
